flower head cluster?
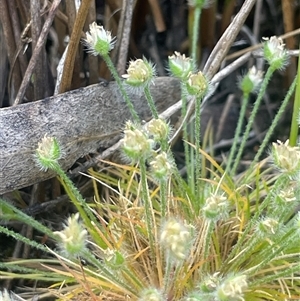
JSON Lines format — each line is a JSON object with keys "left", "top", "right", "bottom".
{"left": 168, "top": 51, "right": 193, "bottom": 80}
{"left": 271, "top": 139, "right": 300, "bottom": 176}
{"left": 186, "top": 71, "right": 208, "bottom": 98}
{"left": 146, "top": 118, "right": 170, "bottom": 142}
{"left": 240, "top": 66, "right": 263, "bottom": 95}
{"left": 217, "top": 274, "right": 248, "bottom": 301}
{"left": 256, "top": 217, "right": 280, "bottom": 237}
{"left": 273, "top": 185, "right": 298, "bottom": 210}
{"left": 199, "top": 273, "right": 220, "bottom": 293}
{"left": 263, "top": 36, "right": 289, "bottom": 70}
{"left": 54, "top": 213, "right": 87, "bottom": 258}
{"left": 122, "top": 121, "right": 154, "bottom": 161}
{"left": 83, "top": 22, "right": 116, "bottom": 57}
{"left": 139, "top": 288, "right": 164, "bottom": 301}
{"left": 202, "top": 193, "right": 229, "bottom": 221}
{"left": 122, "top": 58, "right": 155, "bottom": 88}
{"left": 160, "top": 218, "right": 194, "bottom": 261}
{"left": 35, "top": 135, "right": 62, "bottom": 171}
{"left": 149, "top": 152, "right": 174, "bottom": 181}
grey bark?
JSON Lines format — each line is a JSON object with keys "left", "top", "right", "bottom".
{"left": 0, "top": 77, "right": 181, "bottom": 194}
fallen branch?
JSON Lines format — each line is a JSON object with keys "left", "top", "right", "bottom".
{"left": 0, "top": 77, "right": 181, "bottom": 194}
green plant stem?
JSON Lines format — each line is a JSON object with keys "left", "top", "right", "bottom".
{"left": 289, "top": 42, "right": 300, "bottom": 146}
{"left": 164, "top": 255, "right": 173, "bottom": 294}
{"left": 0, "top": 225, "right": 50, "bottom": 253}
{"left": 181, "top": 83, "right": 192, "bottom": 184}
{"left": 55, "top": 166, "right": 106, "bottom": 248}
{"left": 0, "top": 198, "right": 56, "bottom": 239}
{"left": 226, "top": 92, "right": 250, "bottom": 175}
{"left": 139, "top": 158, "right": 155, "bottom": 257}
{"left": 102, "top": 54, "right": 140, "bottom": 122}
{"left": 144, "top": 85, "right": 159, "bottom": 119}
{"left": 231, "top": 66, "right": 276, "bottom": 175}
{"left": 0, "top": 261, "right": 67, "bottom": 282}
{"left": 194, "top": 95, "right": 203, "bottom": 198}
{"left": 244, "top": 74, "right": 298, "bottom": 181}
{"left": 191, "top": 6, "right": 201, "bottom": 68}
{"left": 202, "top": 220, "right": 215, "bottom": 271}
{"left": 160, "top": 180, "right": 167, "bottom": 219}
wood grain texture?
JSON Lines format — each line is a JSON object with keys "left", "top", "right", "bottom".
{"left": 0, "top": 77, "right": 181, "bottom": 194}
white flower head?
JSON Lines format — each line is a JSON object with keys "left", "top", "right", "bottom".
{"left": 186, "top": 71, "right": 208, "bottom": 98}
{"left": 122, "top": 58, "right": 156, "bottom": 88}
{"left": 168, "top": 51, "right": 193, "bottom": 79}
{"left": 263, "top": 36, "right": 289, "bottom": 70}
{"left": 202, "top": 193, "right": 229, "bottom": 221}
{"left": 121, "top": 121, "right": 154, "bottom": 161}
{"left": 54, "top": 213, "right": 88, "bottom": 258}
{"left": 240, "top": 66, "right": 263, "bottom": 94}
{"left": 217, "top": 274, "right": 248, "bottom": 301}
{"left": 139, "top": 288, "right": 164, "bottom": 301}
{"left": 160, "top": 218, "right": 194, "bottom": 261}
{"left": 271, "top": 139, "right": 300, "bottom": 176}
{"left": 35, "top": 135, "right": 62, "bottom": 172}
{"left": 83, "top": 22, "right": 116, "bottom": 56}
{"left": 149, "top": 152, "right": 174, "bottom": 181}
{"left": 256, "top": 217, "right": 280, "bottom": 237}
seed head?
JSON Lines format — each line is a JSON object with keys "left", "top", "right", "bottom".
{"left": 83, "top": 22, "right": 116, "bottom": 57}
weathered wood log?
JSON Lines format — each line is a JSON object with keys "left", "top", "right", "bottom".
{"left": 0, "top": 77, "right": 181, "bottom": 194}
